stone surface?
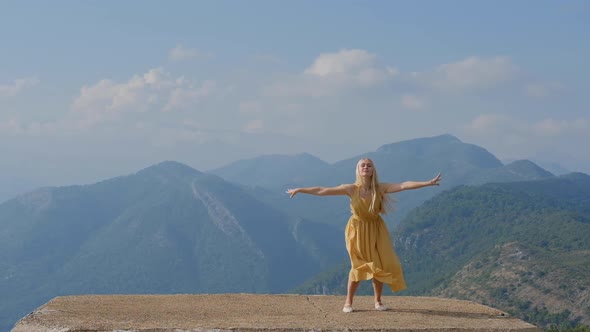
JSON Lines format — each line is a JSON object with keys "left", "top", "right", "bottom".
{"left": 12, "top": 294, "right": 541, "bottom": 332}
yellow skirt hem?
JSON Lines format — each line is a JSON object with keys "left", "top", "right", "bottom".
{"left": 349, "top": 270, "right": 407, "bottom": 292}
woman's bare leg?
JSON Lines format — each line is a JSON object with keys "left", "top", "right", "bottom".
{"left": 345, "top": 278, "right": 360, "bottom": 306}
{"left": 372, "top": 278, "right": 383, "bottom": 304}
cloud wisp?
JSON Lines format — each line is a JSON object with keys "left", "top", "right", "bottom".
{"left": 168, "top": 44, "right": 213, "bottom": 61}
{"left": 0, "top": 77, "right": 40, "bottom": 98}
{"left": 411, "top": 56, "right": 520, "bottom": 93}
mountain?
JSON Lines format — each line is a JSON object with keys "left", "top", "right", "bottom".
{"left": 500, "top": 159, "right": 555, "bottom": 179}
{"left": 0, "top": 161, "right": 344, "bottom": 332}
{"left": 294, "top": 173, "right": 590, "bottom": 329}
{"left": 468, "top": 159, "right": 554, "bottom": 184}
{"left": 0, "top": 135, "right": 569, "bottom": 331}
{"left": 0, "top": 177, "right": 42, "bottom": 205}
{"left": 503, "top": 158, "right": 571, "bottom": 176}
{"left": 532, "top": 160, "right": 570, "bottom": 176}
{"left": 209, "top": 153, "right": 331, "bottom": 191}
{"left": 235, "top": 135, "right": 557, "bottom": 230}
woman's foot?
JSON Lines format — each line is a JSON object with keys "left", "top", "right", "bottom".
{"left": 375, "top": 302, "right": 387, "bottom": 311}
{"left": 342, "top": 304, "right": 353, "bottom": 313}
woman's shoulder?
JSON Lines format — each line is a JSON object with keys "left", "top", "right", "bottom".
{"left": 339, "top": 183, "right": 357, "bottom": 196}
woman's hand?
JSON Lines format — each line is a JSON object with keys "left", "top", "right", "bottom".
{"left": 429, "top": 173, "right": 442, "bottom": 186}
{"left": 286, "top": 188, "right": 299, "bottom": 198}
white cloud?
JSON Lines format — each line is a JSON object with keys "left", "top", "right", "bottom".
{"left": 262, "top": 77, "right": 323, "bottom": 98}
{"left": 0, "top": 118, "right": 22, "bottom": 135}
{"left": 525, "top": 82, "right": 563, "bottom": 98}
{"left": 305, "top": 49, "right": 376, "bottom": 77}
{"left": 168, "top": 44, "right": 212, "bottom": 61}
{"left": 462, "top": 114, "right": 590, "bottom": 172}
{"left": 532, "top": 118, "right": 589, "bottom": 136}
{"left": 466, "top": 114, "right": 509, "bottom": 133}
{"left": 533, "top": 118, "right": 566, "bottom": 136}
{"left": 572, "top": 118, "right": 590, "bottom": 129}
{"left": 143, "top": 68, "right": 167, "bottom": 86}
{"left": 465, "top": 114, "right": 590, "bottom": 140}
{"left": 71, "top": 68, "right": 216, "bottom": 127}
{"left": 72, "top": 68, "right": 166, "bottom": 115}
{"left": 401, "top": 94, "right": 427, "bottom": 111}
{"left": 386, "top": 66, "right": 399, "bottom": 76}
{"left": 266, "top": 54, "right": 519, "bottom": 100}
{"left": 150, "top": 126, "right": 212, "bottom": 147}
{"left": 427, "top": 56, "right": 519, "bottom": 92}
{"left": 265, "top": 49, "right": 396, "bottom": 98}
{"left": 0, "top": 77, "right": 39, "bottom": 98}
{"left": 242, "top": 119, "right": 264, "bottom": 133}
{"left": 304, "top": 49, "right": 395, "bottom": 86}
{"left": 0, "top": 117, "right": 58, "bottom": 136}
{"left": 163, "top": 80, "right": 216, "bottom": 112}
{"left": 239, "top": 100, "right": 262, "bottom": 114}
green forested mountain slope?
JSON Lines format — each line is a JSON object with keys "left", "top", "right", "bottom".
{"left": 397, "top": 174, "right": 590, "bottom": 292}
{"left": 294, "top": 173, "right": 590, "bottom": 329}
{"left": 0, "top": 161, "right": 344, "bottom": 332}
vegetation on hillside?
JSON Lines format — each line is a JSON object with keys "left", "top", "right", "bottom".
{"left": 1, "top": 136, "right": 586, "bottom": 331}
{"left": 0, "top": 161, "right": 343, "bottom": 332}
{"left": 294, "top": 174, "right": 590, "bottom": 330}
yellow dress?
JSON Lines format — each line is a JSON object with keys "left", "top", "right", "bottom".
{"left": 345, "top": 186, "right": 407, "bottom": 292}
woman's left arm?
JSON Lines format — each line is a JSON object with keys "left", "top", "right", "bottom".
{"left": 382, "top": 173, "right": 442, "bottom": 194}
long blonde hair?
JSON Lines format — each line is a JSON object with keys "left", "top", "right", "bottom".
{"left": 354, "top": 158, "right": 388, "bottom": 214}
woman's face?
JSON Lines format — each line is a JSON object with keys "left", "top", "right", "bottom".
{"left": 357, "top": 159, "right": 373, "bottom": 177}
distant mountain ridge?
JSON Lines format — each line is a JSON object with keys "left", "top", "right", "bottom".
{"left": 468, "top": 159, "right": 554, "bottom": 185}
{"left": 503, "top": 158, "right": 571, "bottom": 176}
{"left": 0, "top": 161, "right": 344, "bottom": 332}
{"left": 376, "top": 133, "right": 502, "bottom": 170}
{"left": 215, "top": 134, "right": 559, "bottom": 229}
{"left": 209, "top": 153, "right": 330, "bottom": 190}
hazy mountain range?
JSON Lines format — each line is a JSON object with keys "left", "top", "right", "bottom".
{"left": 212, "top": 134, "right": 555, "bottom": 228}
{"left": 1, "top": 134, "right": 586, "bottom": 331}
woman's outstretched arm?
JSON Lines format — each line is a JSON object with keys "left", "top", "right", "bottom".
{"left": 382, "top": 173, "right": 442, "bottom": 194}
{"left": 287, "top": 184, "right": 353, "bottom": 198}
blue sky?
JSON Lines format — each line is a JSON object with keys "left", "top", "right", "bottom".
{"left": 1, "top": 1, "right": 589, "bottom": 200}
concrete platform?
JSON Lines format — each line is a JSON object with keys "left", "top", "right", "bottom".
{"left": 12, "top": 294, "right": 541, "bottom": 332}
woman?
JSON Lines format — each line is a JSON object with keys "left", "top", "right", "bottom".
{"left": 287, "top": 158, "right": 441, "bottom": 313}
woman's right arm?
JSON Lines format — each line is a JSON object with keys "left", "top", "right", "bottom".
{"left": 287, "top": 184, "right": 353, "bottom": 198}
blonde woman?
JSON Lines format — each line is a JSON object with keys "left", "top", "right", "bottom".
{"left": 287, "top": 158, "right": 441, "bottom": 313}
